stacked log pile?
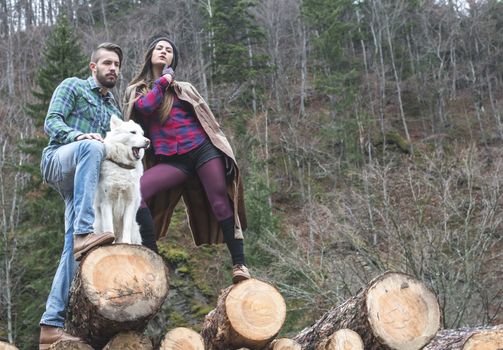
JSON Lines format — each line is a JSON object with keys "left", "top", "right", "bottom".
{"left": 58, "top": 247, "right": 501, "bottom": 350}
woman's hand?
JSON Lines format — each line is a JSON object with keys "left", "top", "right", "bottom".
{"left": 162, "top": 66, "right": 175, "bottom": 84}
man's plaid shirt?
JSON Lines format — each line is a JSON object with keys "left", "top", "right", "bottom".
{"left": 44, "top": 76, "right": 122, "bottom": 148}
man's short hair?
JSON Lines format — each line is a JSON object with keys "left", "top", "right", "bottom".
{"left": 91, "top": 42, "right": 123, "bottom": 67}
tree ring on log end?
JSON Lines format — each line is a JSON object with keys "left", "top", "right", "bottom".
{"left": 225, "top": 279, "right": 286, "bottom": 342}
{"left": 366, "top": 272, "right": 441, "bottom": 350}
{"left": 160, "top": 327, "right": 205, "bottom": 350}
{"left": 80, "top": 244, "right": 169, "bottom": 321}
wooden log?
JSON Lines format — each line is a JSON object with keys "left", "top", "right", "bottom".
{"left": 315, "top": 329, "right": 364, "bottom": 350}
{"left": 201, "top": 278, "right": 286, "bottom": 350}
{"left": 293, "top": 271, "right": 441, "bottom": 350}
{"left": 0, "top": 341, "right": 19, "bottom": 350}
{"left": 266, "top": 338, "right": 302, "bottom": 350}
{"left": 48, "top": 341, "right": 93, "bottom": 350}
{"left": 422, "top": 325, "right": 503, "bottom": 350}
{"left": 159, "top": 327, "right": 205, "bottom": 350}
{"left": 102, "top": 331, "right": 153, "bottom": 349}
{"left": 66, "top": 244, "right": 169, "bottom": 349}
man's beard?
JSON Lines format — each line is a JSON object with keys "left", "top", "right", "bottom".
{"left": 96, "top": 69, "right": 117, "bottom": 88}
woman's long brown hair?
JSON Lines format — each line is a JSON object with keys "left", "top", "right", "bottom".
{"left": 126, "top": 44, "right": 174, "bottom": 124}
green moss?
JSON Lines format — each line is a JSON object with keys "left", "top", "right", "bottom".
{"left": 160, "top": 246, "right": 190, "bottom": 264}
{"left": 176, "top": 265, "right": 190, "bottom": 274}
{"left": 169, "top": 311, "right": 188, "bottom": 327}
{"left": 191, "top": 302, "right": 214, "bottom": 318}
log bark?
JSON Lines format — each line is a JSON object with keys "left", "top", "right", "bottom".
{"left": 48, "top": 341, "right": 93, "bottom": 349}
{"left": 422, "top": 325, "right": 503, "bottom": 350}
{"left": 160, "top": 327, "right": 205, "bottom": 350}
{"left": 102, "top": 331, "right": 153, "bottom": 349}
{"left": 315, "top": 329, "right": 364, "bottom": 350}
{"left": 66, "top": 244, "right": 169, "bottom": 349}
{"left": 0, "top": 341, "right": 18, "bottom": 350}
{"left": 293, "top": 271, "right": 441, "bottom": 350}
{"left": 201, "top": 278, "right": 286, "bottom": 350}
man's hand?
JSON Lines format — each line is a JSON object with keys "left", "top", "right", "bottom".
{"left": 75, "top": 133, "right": 104, "bottom": 142}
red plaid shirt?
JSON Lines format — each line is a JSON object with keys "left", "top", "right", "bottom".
{"left": 134, "top": 76, "right": 207, "bottom": 156}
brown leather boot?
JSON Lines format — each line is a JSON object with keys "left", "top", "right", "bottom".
{"left": 73, "top": 232, "right": 115, "bottom": 260}
{"left": 39, "top": 325, "right": 83, "bottom": 349}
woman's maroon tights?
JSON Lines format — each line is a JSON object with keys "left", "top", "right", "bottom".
{"left": 139, "top": 157, "right": 244, "bottom": 265}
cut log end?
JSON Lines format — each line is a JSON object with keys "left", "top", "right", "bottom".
{"left": 80, "top": 244, "right": 169, "bottom": 321}
{"left": 160, "top": 327, "right": 205, "bottom": 350}
{"left": 366, "top": 272, "right": 441, "bottom": 350}
{"left": 0, "top": 341, "right": 19, "bottom": 350}
{"left": 202, "top": 278, "right": 286, "bottom": 349}
{"left": 102, "top": 331, "right": 153, "bottom": 349}
{"left": 270, "top": 338, "right": 302, "bottom": 350}
{"left": 316, "top": 329, "right": 364, "bottom": 350}
{"left": 463, "top": 329, "right": 503, "bottom": 350}
{"left": 225, "top": 278, "right": 287, "bottom": 345}
{"left": 48, "top": 341, "right": 94, "bottom": 349}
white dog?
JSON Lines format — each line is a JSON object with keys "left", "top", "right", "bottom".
{"left": 93, "top": 115, "right": 150, "bottom": 245}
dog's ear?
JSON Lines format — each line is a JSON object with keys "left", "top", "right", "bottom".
{"left": 109, "top": 114, "right": 122, "bottom": 130}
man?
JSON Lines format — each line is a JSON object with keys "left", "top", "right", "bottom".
{"left": 39, "top": 42, "right": 123, "bottom": 349}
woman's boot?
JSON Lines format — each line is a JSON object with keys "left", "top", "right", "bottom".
{"left": 136, "top": 207, "right": 158, "bottom": 253}
{"left": 220, "top": 216, "right": 250, "bottom": 283}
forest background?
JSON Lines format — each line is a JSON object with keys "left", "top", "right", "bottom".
{"left": 0, "top": 0, "right": 502, "bottom": 348}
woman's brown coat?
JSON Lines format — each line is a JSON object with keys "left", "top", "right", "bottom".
{"left": 123, "top": 81, "right": 246, "bottom": 245}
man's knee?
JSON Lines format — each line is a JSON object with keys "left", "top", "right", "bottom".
{"left": 78, "top": 140, "right": 106, "bottom": 159}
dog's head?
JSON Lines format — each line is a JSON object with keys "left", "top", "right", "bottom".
{"left": 104, "top": 115, "right": 150, "bottom": 165}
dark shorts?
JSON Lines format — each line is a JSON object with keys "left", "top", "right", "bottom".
{"left": 157, "top": 138, "right": 223, "bottom": 176}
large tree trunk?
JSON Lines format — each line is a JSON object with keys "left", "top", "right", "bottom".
{"left": 102, "top": 331, "right": 153, "bottom": 349}
{"left": 66, "top": 244, "right": 169, "bottom": 349}
{"left": 201, "top": 278, "right": 286, "bottom": 350}
{"left": 293, "top": 272, "right": 441, "bottom": 350}
{"left": 159, "top": 327, "right": 205, "bottom": 350}
{"left": 422, "top": 325, "right": 503, "bottom": 350}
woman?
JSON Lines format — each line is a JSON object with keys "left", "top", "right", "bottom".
{"left": 123, "top": 34, "right": 250, "bottom": 283}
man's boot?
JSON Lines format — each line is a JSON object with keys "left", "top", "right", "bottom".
{"left": 136, "top": 207, "right": 158, "bottom": 253}
{"left": 39, "top": 325, "right": 83, "bottom": 349}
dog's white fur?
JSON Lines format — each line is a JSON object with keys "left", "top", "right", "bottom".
{"left": 94, "top": 115, "right": 150, "bottom": 245}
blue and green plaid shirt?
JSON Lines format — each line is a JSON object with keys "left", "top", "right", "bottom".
{"left": 44, "top": 76, "right": 122, "bottom": 147}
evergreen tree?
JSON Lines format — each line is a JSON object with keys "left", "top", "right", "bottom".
{"left": 26, "top": 15, "right": 88, "bottom": 128}
{"left": 14, "top": 16, "right": 88, "bottom": 347}
{"left": 22, "top": 13, "right": 87, "bottom": 228}
{"left": 209, "top": 0, "right": 268, "bottom": 85}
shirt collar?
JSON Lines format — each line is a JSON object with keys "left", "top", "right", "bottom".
{"left": 87, "top": 76, "right": 114, "bottom": 100}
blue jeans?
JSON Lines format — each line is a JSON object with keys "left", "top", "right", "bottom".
{"left": 39, "top": 140, "right": 105, "bottom": 328}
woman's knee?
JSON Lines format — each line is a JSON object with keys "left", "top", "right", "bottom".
{"left": 211, "top": 198, "right": 233, "bottom": 220}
